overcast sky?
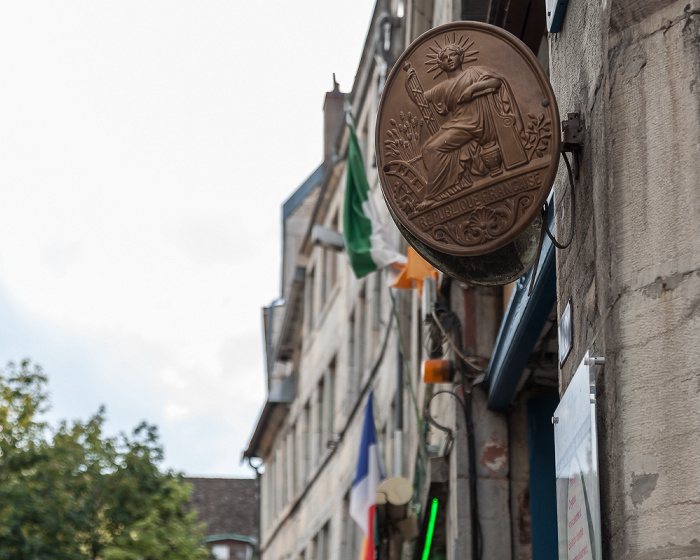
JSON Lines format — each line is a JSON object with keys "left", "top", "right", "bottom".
{"left": 0, "top": 1, "right": 375, "bottom": 477}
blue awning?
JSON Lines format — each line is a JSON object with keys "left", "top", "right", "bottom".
{"left": 485, "top": 193, "right": 557, "bottom": 411}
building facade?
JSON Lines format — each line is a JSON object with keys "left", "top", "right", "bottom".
{"left": 245, "top": 1, "right": 700, "bottom": 559}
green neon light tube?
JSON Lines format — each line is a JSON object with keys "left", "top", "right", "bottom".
{"left": 422, "top": 498, "right": 439, "bottom": 560}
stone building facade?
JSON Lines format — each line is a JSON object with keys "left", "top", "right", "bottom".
{"left": 550, "top": 0, "right": 700, "bottom": 556}
{"left": 244, "top": 1, "right": 700, "bottom": 559}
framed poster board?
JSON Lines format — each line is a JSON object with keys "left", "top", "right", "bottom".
{"left": 553, "top": 351, "right": 602, "bottom": 560}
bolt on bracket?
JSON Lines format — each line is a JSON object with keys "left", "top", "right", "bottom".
{"left": 584, "top": 356, "right": 606, "bottom": 366}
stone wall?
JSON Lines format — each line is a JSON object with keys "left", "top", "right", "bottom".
{"left": 551, "top": 0, "right": 700, "bottom": 556}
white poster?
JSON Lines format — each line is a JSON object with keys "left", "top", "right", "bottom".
{"left": 554, "top": 352, "right": 602, "bottom": 560}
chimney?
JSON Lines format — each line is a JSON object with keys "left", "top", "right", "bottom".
{"left": 323, "top": 74, "right": 345, "bottom": 163}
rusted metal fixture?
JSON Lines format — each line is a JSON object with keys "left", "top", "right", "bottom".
{"left": 562, "top": 112, "right": 583, "bottom": 151}
{"left": 561, "top": 112, "right": 583, "bottom": 179}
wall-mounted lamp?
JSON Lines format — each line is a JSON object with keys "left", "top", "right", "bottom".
{"left": 375, "top": 11, "right": 402, "bottom": 62}
{"left": 311, "top": 225, "right": 345, "bottom": 251}
{"left": 423, "top": 359, "right": 454, "bottom": 384}
{"left": 382, "top": 17, "right": 392, "bottom": 51}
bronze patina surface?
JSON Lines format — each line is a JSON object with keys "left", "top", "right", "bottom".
{"left": 376, "top": 21, "right": 560, "bottom": 258}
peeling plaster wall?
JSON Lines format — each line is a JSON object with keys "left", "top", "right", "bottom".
{"left": 446, "top": 282, "right": 508, "bottom": 560}
{"left": 551, "top": 0, "right": 700, "bottom": 557}
{"left": 471, "top": 386, "right": 510, "bottom": 560}
{"left": 509, "top": 394, "right": 533, "bottom": 560}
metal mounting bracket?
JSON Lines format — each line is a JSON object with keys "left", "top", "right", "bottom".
{"left": 561, "top": 112, "right": 583, "bottom": 179}
{"left": 584, "top": 356, "right": 606, "bottom": 366}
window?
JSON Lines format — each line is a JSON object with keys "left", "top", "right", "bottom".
{"left": 295, "top": 422, "right": 303, "bottom": 494}
{"left": 268, "top": 455, "right": 275, "bottom": 519}
{"left": 360, "top": 119, "right": 371, "bottom": 176}
{"left": 348, "top": 311, "right": 356, "bottom": 378}
{"left": 328, "top": 213, "right": 339, "bottom": 292}
{"left": 280, "top": 437, "right": 289, "bottom": 507}
{"left": 286, "top": 430, "right": 295, "bottom": 503}
{"left": 315, "top": 379, "right": 325, "bottom": 467}
{"left": 325, "top": 358, "right": 336, "bottom": 444}
{"left": 307, "top": 265, "right": 316, "bottom": 331}
{"left": 275, "top": 447, "right": 282, "bottom": 514}
{"left": 310, "top": 535, "right": 318, "bottom": 560}
{"left": 320, "top": 250, "right": 328, "bottom": 308}
{"left": 302, "top": 403, "right": 311, "bottom": 484}
{"left": 311, "top": 522, "right": 331, "bottom": 560}
{"left": 266, "top": 456, "right": 276, "bottom": 521}
{"left": 357, "top": 287, "right": 367, "bottom": 385}
{"left": 320, "top": 522, "right": 330, "bottom": 559}
{"left": 261, "top": 467, "right": 270, "bottom": 530}
{"left": 211, "top": 544, "right": 230, "bottom": 560}
{"left": 372, "top": 270, "right": 382, "bottom": 331}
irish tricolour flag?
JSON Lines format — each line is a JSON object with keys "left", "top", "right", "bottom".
{"left": 350, "top": 390, "right": 385, "bottom": 560}
{"left": 343, "top": 121, "right": 407, "bottom": 278}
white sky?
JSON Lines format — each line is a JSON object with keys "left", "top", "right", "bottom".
{"left": 0, "top": 1, "right": 375, "bottom": 477}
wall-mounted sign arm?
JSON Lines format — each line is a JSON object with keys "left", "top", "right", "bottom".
{"left": 561, "top": 112, "right": 583, "bottom": 179}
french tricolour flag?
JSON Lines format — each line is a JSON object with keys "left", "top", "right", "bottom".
{"left": 350, "top": 390, "right": 385, "bottom": 560}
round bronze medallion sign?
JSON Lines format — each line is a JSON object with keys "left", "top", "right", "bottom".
{"left": 377, "top": 22, "right": 560, "bottom": 258}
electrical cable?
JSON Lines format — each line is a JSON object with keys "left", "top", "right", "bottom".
{"left": 424, "top": 390, "right": 459, "bottom": 456}
{"left": 543, "top": 151, "right": 576, "bottom": 250}
{"left": 423, "top": 290, "right": 484, "bottom": 560}
{"left": 388, "top": 286, "right": 429, "bottom": 477}
{"left": 529, "top": 150, "right": 577, "bottom": 295}
{"left": 448, "top": 309, "right": 483, "bottom": 560}
{"left": 460, "top": 382, "right": 483, "bottom": 560}
{"left": 431, "top": 309, "right": 484, "bottom": 374}
{"left": 423, "top": 321, "right": 445, "bottom": 358}
{"left": 423, "top": 387, "right": 482, "bottom": 560}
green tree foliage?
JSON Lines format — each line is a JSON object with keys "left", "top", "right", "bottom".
{"left": 0, "top": 360, "right": 211, "bottom": 560}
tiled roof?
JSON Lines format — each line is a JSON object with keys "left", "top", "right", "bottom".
{"left": 186, "top": 477, "right": 258, "bottom": 539}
